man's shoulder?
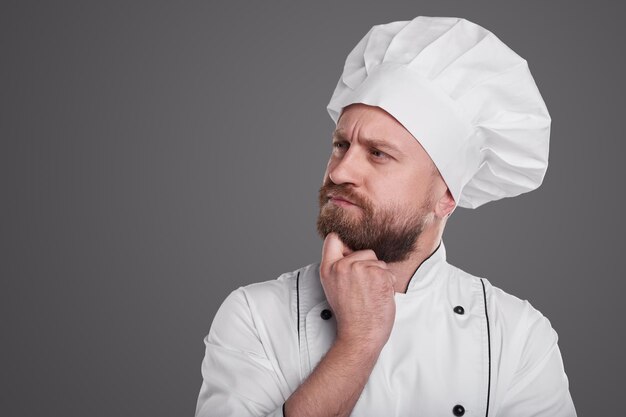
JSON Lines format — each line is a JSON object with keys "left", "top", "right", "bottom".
{"left": 216, "top": 262, "right": 322, "bottom": 329}
{"left": 227, "top": 262, "right": 324, "bottom": 315}
{"left": 445, "top": 261, "right": 550, "bottom": 329}
{"left": 240, "top": 261, "right": 320, "bottom": 297}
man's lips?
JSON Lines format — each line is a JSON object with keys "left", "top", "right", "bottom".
{"left": 328, "top": 194, "right": 357, "bottom": 206}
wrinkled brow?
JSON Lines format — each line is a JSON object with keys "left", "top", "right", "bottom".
{"left": 332, "top": 130, "right": 404, "bottom": 155}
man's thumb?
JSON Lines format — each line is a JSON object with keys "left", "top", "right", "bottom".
{"left": 321, "top": 232, "right": 351, "bottom": 267}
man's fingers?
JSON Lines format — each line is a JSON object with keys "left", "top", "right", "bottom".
{"left": 345, "top": 249, "right": 381, "bottom": 262}
{"left": 390, "top": 272, "right": 397, "bottom": 286}
{"left": 356, "top": 259, "right": 390, "bottom": 270}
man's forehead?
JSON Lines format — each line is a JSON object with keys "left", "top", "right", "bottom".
{"left": 332, "top": 128, "right": 407, "bottom": 155}
{"left": 333, "top": 116, "right": 429, "bottom": 158}
{"left": 335, "top": 105, "right": 417, "bottom": 145}
{"left": 333, "top": 108, "right": 437, "bottom": 168}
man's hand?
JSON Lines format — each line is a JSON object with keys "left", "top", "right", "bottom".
{"left": 320, "top": 232, "right": 397, "bottom": 353}
{"left": 284, "top": 232, "right": 398, "bottom": 417}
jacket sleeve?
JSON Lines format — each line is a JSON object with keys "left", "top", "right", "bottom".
{"left": 498, "top": 307, "right": 577, "bottom": 417}
{"left": 195, "top": 288, "right": 285, "bottom": 417}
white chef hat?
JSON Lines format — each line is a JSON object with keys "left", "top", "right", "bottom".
{"left": 327, "top": 16, "right": 551, "bottom": 210}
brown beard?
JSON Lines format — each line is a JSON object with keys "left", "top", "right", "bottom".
{"left": 316, "top": 180, "right": 434, "bottom": 263}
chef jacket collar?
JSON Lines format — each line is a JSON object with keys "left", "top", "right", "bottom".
{"left": 401, "top": 239, "right": 446, "bottom": 295}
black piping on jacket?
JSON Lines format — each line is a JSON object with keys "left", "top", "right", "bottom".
{"left": 289, "top": 266, "right": 492, "bottom": 417}
{"left": 480, "top": 278, "right": 492, "bottom": 417}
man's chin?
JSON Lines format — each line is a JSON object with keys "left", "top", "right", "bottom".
{"left": 322, "top": 205, "right": 364, "bottom": 222}
{"left": 317, "top": 222, "right": 360, "bottom": 244}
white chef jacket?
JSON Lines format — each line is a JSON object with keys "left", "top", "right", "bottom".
{"left": 195, "top": 241, "right": 577, "bottom": 417}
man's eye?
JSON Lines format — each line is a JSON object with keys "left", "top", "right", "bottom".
{"left": 370, "top": 149, "right": 388, "bottom": 159}
{"left": 333, "top": 142, "right": 347, "bottom": 150}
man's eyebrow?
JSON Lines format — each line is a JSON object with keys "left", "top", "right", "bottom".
{"left": 332, "top": 130, "right": 404, "bottom": 155}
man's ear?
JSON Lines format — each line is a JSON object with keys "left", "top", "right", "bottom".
{"left": 435, "top": 189, "right": 456, "bottom": 219}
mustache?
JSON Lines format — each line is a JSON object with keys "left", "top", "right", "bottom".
{"left": 320, "top": 182, "right": 367, "bottom": 208}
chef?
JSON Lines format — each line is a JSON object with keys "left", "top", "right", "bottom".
{"left": 195, "top": 16, "right": 577, "bottom": 417}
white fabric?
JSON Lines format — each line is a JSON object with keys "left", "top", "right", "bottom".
{"left": 195, "top": 242, "right": 577, "bottom": 417}
{"left": 327, "top": 16, "right": 552, "bottom": 210}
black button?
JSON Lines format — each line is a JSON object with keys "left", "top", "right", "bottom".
{"left": 453, "top": 306, "right": 465, "bottom": 315}
{"left": 452, "top": 404, "right": 465, "bottom": 416}
{"left": 320, "top": 309, "right": 333, "bottom": 320}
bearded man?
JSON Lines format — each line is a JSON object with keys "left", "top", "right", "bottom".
{"left": 195, "top": 16, "right": 577, "bottom": 417}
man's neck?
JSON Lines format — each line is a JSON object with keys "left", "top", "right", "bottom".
{"left": 387, "top": 229, "right": 442, "bottom": 294}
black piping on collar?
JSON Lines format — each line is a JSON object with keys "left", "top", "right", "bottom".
{"left": 402, "top": 239, "right": 443, "bottom": 293}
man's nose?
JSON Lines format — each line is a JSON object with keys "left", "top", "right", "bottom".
{"left": 328, "top": 147, "right": 363, "bottom": 185}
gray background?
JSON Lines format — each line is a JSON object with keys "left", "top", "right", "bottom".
{"left": 2, "top": 1, "right": 623, "bottom": 416}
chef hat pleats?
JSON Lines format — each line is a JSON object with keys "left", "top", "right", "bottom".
{"left": 384, "top": 17, "right": 459, "bottom": 65}
{"left": 363, "top": 22, "right": 408, "bottom": 71}
{"left": 327, "top": 16, "right": 551, "bottom": 210}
